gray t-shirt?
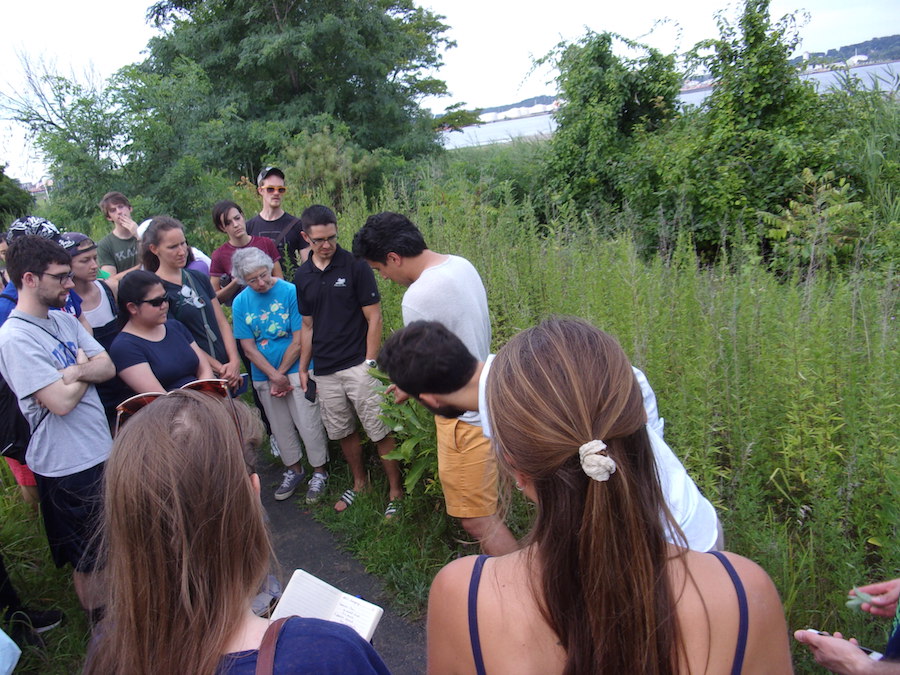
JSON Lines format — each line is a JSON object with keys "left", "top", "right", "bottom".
{"left": 402, "top": 255, "right": 491, "bottom": 427}
{"left": 0, "top": 310, "right": 112, "bottom": 477}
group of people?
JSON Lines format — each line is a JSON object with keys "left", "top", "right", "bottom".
{"left": 0, "top": 165, "right": 895, "bottom": 672}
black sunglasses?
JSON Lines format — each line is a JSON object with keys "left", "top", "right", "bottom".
{"left": 137, "top": 295, "right": 169, "bottom": 307}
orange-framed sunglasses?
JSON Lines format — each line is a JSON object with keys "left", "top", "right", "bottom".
{"left": 113, "top": 380, "right": 244, "bottom": 455}
{"left": 261, "top": 186, "right": 287, "bottom": 194}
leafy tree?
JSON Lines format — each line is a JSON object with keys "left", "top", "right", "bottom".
{"left": 1, "top": 57, "right": 126, "bottom": 226}
{"left": 434, "top": 103, "right": 482, "bottom": 132}
{"left": 0, "top": 166, "right": 33, "bottom": 226}
{"left": 680, "top": 0, "right": 823, "bottom": 247}
{"left": 142, "top": 0, "right": 454, "bottom": 170}
{"left": 544, "top": 32, "right": 680, "bottom": 211}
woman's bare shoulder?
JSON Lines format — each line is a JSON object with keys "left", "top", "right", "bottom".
{"left": 682, "top": 550, "right": 793, "bottom": 673}
{"left": 430, "top": 555, "right": 482, "bottom": 596}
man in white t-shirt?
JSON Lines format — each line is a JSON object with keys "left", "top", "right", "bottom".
{"left": 380, "top": 321, "right": 723, "bottom": 552}
{"left": 353, "top": 213, "right": 517, "bottom": 555}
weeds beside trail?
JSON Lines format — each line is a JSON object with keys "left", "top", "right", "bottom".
{"left": 316, "top": 185, "right": 898, "bottom": 673}
{"left": 0, "top": 464, "right": 90, "bottom": 673}
{"left": 1, "top": 179, "right": 895, "bottom": 672}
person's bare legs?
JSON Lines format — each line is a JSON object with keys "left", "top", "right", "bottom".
{"left": 460, "top": 515, "right": 518, "bottom": 556}
{"left": 334, "top": 431, "right": 368, "bottom": 511}
{"left": 375, "top": 435, "right": 402, "bottom": 501}
{"left": 19, "top": 485, "right": 39, "bottom": 511}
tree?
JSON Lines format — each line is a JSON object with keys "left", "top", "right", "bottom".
{"left": 681, "top": 0, "right": 823, "bottom": 247}
{"left": 142, "top": 0, "right": 454, "bottom": 170}
{"left": 544, "top": 32, "right": 680, "bottom": 210}
{"left": 0, "top": 166, "right": 33, "bottom": 225}
{"left": 0, "top": 56, "right": 127, "bottom": 226}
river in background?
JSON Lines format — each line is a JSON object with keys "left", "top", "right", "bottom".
{"left": 441, "top": 61, "right": 899, "bottom": 150}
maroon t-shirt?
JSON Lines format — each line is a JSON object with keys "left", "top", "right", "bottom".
{"left": 209, "top": 236, "right": 281, "bottom": 278}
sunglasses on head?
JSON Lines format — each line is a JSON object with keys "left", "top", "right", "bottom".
{"left": 262, "top": 186, "right": 287, "bottom": 194}
{"left": 114, "top": 380, "right": 245, "bottom": 455}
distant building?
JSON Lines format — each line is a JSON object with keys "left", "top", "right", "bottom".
{"left": 22, "top": 179, "right": 52, "bottom": 202}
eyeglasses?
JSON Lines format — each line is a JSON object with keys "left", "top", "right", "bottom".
{"left": 245, "top": 270, "right": 271, "bottom": 285}
{"left": 42, "top": 271, "right": 75, "bottom": 284}
{"left": 136, "top": 294, "right": 169, "bottom": 307}
{"left": 261, "top": 186, "right": 287, "bottom": 194}
{"left": 308, "top": 235, "right": 337, "bottom": 246}
{"left": 114, "top": 380, "right": 246, "bottom": 463}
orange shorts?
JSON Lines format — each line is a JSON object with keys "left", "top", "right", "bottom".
{"left": 434, "top": 416, "right": 499, "bottom": 519}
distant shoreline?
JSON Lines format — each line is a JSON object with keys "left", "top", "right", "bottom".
{"left": 680, "top": 58, "right": 900, "bottom": 93}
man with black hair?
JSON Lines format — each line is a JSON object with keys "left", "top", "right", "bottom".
{"left": 380, "top": 320, "right": 724, "bottom": 553}
{"left": 294, "top": 205, "right": 402, "bottom": 517}
{"left": 353, "top": 213, "right": 516, "bottom": 555}
{"left": 246, "top": 167, "right": 309, "bottom": 269}
{"left": 0, "top": 235, "right": 115, "bottom": 616}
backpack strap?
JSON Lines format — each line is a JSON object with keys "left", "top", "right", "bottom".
{"left": 9, "top": 316, "right": 78, "bottom": 361}
{"left": 97, "top": 279, "right": 117, "bottom": 315}
{"left": 254, "top": 616, "right": 289, "bottom": 675}
{"left": 273, "top": 216, "right": 301, "bottom": 250}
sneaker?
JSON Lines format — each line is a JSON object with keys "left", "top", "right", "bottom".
{"left": 269, "top": 436, "right": 281, "bottom": 458}
{"left": 7, "top": 608, "right": 63, "bottom": 634}
{"left": 274, "top": 468, "right": 305, "bottom": 500}
{"left": 251, "top": 574, "right": 283, "bottom": 617}
{"left": 305, "top": 471, "right": 328, "bottom": 504}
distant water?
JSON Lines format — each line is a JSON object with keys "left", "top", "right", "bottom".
{"left": 442, "top": 61, "right": 899, "bottom": 150}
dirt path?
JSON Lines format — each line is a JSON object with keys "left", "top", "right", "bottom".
{"left": 258, "top": 458, "right": 426, "bottom": 674}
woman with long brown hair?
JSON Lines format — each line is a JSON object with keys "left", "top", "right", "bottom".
{"left": 426, "top": 317, "right": 792, "bottom": 674}
{"left": 141, "top": 216, "right": 242, "bottom": 389}
{"left": 84, "top": 389, "right": 390, "bottom": 674}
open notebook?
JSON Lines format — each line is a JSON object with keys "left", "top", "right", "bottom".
{"left": 270, "top": 569, "right": 384, "bottom": 641}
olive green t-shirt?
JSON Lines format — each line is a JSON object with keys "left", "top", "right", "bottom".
{"left": 97, "top": 233, "right": 138, "bottom": 272}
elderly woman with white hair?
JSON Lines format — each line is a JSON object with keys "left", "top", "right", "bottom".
{"left": 230, "top": 247, "right": 329, "bottom": 504}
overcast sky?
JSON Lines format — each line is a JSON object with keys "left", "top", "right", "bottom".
{"left": 2, "top": 0, "right": 897, "bottom": 182}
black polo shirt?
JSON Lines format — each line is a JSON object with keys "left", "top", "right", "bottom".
{"left": 294, "top": 246, "right": 380, "bottom": 376}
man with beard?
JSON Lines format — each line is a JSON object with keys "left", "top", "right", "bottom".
{"left": 380, "top": 320, "right": 724, "bottom": 553}
{"left": 0, "top": 235, "right": 114, "bottom": 618}
{"left": 353, "top": 213, "right": 517, "bottom": 554}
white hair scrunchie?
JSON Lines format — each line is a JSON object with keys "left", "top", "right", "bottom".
{"left": 578, "top": 440, "right": 616, "bottom": 482}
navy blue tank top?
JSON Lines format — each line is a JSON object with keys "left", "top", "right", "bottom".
{"left": 466, "top": 552, "right": 749, "bottom": 674}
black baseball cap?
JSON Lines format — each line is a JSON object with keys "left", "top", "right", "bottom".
{"left": 58, "top": 232, "right": 98, "bottom": 256}
{"left": 256, "top": 167, "right": 285, "bottom": 185}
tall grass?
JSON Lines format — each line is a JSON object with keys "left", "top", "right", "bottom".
{"left": 320, "top": 168, "right": 898, "bottom": 671}
{"left": 6, "top": 140, "right": 896, "bottom": 671}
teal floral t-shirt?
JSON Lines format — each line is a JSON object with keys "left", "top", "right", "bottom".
{"left": 232, "top": 278, "right": 302, "bottom": 381}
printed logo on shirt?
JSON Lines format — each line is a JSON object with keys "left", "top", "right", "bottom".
{"left": 180, "top": 284, "right": 207, "bottom": 308}
{"left": 52, "top": 341, "right": 79, "bottom": 367}
{"left": 334, "top": 278, "right": 347, "bottom": 288}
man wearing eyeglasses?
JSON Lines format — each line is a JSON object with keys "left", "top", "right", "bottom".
{"left": 246, "top": 167, "right": 309, "bottom": 272}
{"left": 294, "top": 205, "right": 402, "bottom": 518}
{"left": 0, "top": 235, "right": 114, "bottom": 620}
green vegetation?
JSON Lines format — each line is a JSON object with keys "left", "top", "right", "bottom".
{"left": 0, "top": 166, "right": 32, "bottom": 224}
{"left": 307, "top": 174, "right": 897, "bottom": 675}
{"left": 0, "top": 0, "right": 896, "bottom": 671}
